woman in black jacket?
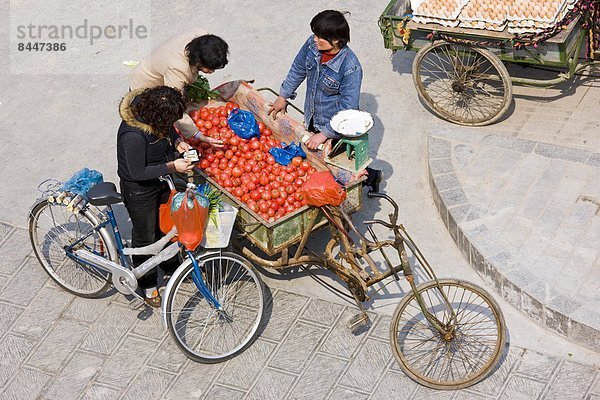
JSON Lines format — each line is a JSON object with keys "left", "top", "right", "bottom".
{"left": 117, "top": 86, "right": 194, "bottom": 307}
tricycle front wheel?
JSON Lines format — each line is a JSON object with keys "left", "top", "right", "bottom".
{"left": 413, "top": 41, "right": 512, "bottom": 126}
{"left": 389, "top": 279, "right": 506, "bottom": 390}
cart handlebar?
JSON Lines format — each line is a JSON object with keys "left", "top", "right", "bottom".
{"left": 364, "top": 192, "right": 399, "bottom": 228}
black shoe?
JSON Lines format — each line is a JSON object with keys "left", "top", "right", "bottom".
{"left": 364, "top": 168, "right": 383, "bottom": 193}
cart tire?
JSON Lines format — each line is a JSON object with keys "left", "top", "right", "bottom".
{"left": 413, "top": 41, "right": 512, "bottom": 126}
{"left": 390, "top": 279, "right": 506, "bottom": 390}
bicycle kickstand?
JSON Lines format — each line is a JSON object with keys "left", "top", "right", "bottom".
{"left": 347, "top": 306, "right": 371, "bottom": 334}
{"left": 124, "top": 283, "right": 146, "bottom": 310}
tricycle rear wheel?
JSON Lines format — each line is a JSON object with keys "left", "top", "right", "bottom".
{"left": 413, "top": 41, "right": 512, "bottom": 126}
{"left": 389, "top": 279, "right": 506, "bottom": 389}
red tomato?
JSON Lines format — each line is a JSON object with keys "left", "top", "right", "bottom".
{"left": 270, "top": 189, "right": 280, "bottom": 199}
{"left": 266, "top": 155, "right": 276, "bottom": 165}
{"left": 232, "top": 167, "right": 243, "bottom": 178}
{"left": 250, "top": 141, "right": 261, "bottom": 150}
{"left": 218, "top": 107, "right": 228, "bottom": 117}
{"left": 189, "top": 109, "right": 200, "bottom": 122}
{"left": 285, "top": 185, "right": 295, "bottom": 195}
{"left": 258, "top": 201, "right": 269, "bottom": 213}
{"left": 291, "top": 156, "right": 303, "bottom": 167}
{"left": 294, "top": 177, "right": 305, "bottom": 189}
{"left": 233, "top": 187, "right": 244, "bottom": 198}
{"left": 259, "top": 175, "right": 270, "bottom": 186}
{"left": 261, "top": 191, "right": 271, "bottom": 201}
{"left": 263, "top": 128, "right": 272, "bottom": 137}
{"left": 295, "top": 192, "right": 305, "bottom": 202}
{"left": 257, "top": 121, "right": 265, "bottom": 133}
{"left": 229, "top": 136, "right": 240, "bottom": 146}
{"left": 225, "top": 102, "right": 236, "bottom": 111}
{"left": 252, "top": 164, "right": 262, "bottom": 174}
{"left": 204, "top": 121, "right": 213, "bottom": 130}
{"left": 200, "top": 159, "right": 210, "bottom": 169}
{"left": 250, "top": 191, "right": 261, "bottom": 201}
{"left": 284, "top": 174, "right": 294, "bottom": 183}
{"left": 219, "top": 118, "right": 228, "bottom": 127}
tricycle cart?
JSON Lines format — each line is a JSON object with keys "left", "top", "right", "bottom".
{"left": 379, "top": 0, "right": 600, "bottom": 125}
{"left": 192, "top": 81, "right": 507, "bottom": 389}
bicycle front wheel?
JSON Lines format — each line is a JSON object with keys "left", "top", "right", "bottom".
{"left": 390, "top": 279, "right": 506, "bottom": 390}
{"left": 28, "top": 200, "right": 112, "bottom": 297}
{"left": 165, "top": 251, "right": 266, "bottom": 363}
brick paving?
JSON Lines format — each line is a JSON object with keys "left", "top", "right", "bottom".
{"left": 0, "top": 225, "right": 599, "bottom": 399}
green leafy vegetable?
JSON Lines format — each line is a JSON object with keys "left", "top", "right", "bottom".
{"left": 185, "top": 76, "right": 220, "bottom": 102}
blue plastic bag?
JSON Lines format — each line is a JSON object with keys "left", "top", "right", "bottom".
{"left": 269, "top": 142, "right": 307, "bottom": 166}
{"left": 227, "top": 108, "right": 260, "bottom": 139}
{"left": 61, "top": 168, "right": 103, "bottom": 199}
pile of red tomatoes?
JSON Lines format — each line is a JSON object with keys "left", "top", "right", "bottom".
{"left": 188, "top": 104, "right": 318, "bottom": 222}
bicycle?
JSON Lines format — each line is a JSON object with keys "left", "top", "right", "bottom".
{"left": 28, "top": 176, "right": 266, "bottom": 363}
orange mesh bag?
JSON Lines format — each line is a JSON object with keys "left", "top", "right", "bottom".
{"left": 171, "top": 189, "right": 209, "bottom": 251}
{"left": 159, "top": 189, "right": 177, "bottom": 235}
{"left": 299, "top": 171, "right": 346, "bottom": 207}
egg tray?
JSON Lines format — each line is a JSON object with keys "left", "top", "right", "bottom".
{"left": 506, "top": 0, "right": 570, "bottom": 23}
{"left": 413, "top": 0, "right": 469, "bottom": 21}
{"left": 412, "top": 16, "right": 461, "bottom": 27}
{"left": 458, "top": 0, "right": 513, "bottom": 25}
{"left": 459, "top": 20, "right": 507, "bottom": 31}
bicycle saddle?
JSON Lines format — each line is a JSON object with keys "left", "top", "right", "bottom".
{"left": 87, "top": 182, "right": 123, "bottom": 206}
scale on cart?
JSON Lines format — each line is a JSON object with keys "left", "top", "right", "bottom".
{"left": 324, "top": 110, "right": 373, "bottom": 172}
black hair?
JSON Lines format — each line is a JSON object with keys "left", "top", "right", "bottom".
{"left": 185, "top": 34, "right": 229, "bottom": 70}
{"left": 132, "top": 86, "right": 185, "bottom": 137}
{"left": 310, "top": 10, "right": 350, "bottom": 48}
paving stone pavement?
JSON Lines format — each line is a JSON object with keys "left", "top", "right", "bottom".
{"left": 428, "top": 130, "right": 600, "bottom": 352}
{"left": 0, "top": 224, "right": 599, "bottom": 399}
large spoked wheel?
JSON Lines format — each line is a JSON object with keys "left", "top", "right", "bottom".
{"left": 390, "top": 279, "right": 506, "bottom": 390}
{"left": 165, "top": 251, "right": 266, "bottom": 363}
{"left": 413, "top": 41, "right": 512, "bottom": 126}
{"left": 28, "top": 200, "right": 112, "bottom": 297}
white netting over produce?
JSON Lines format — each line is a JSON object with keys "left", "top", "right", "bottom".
{"left": 412, "top": 0, "right": 578, "bottom": 33}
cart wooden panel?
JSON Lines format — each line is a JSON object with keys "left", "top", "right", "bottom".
{"left": 379, "top": 0, "right": 583, "bottom": 67}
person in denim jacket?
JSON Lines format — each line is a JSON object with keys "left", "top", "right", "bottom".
{"left": 268, "top": 10, "right": 383, "bottom": 192}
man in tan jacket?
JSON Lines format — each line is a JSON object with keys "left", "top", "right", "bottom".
{"left": 129, "top": 28, "right": 228, "bottom": 141}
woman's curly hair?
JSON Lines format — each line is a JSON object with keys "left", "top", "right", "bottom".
{"left": 131, "top": 86, "right": 185, "bottom": 138}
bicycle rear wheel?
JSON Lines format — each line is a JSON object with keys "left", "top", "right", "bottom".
{"left": 28, "top": 200, "right": 112, "bottom": 297}
{"left": 390, "top": 279, "right": 506, "bottom": 389}
{"left": 165, "top": 251, "right": 266, "bottom": 363}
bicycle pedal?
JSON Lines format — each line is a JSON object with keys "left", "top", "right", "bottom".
{"left": 347, "top": 312, "right": 371, "bottom": 334}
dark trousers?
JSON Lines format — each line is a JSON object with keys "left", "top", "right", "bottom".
{"left": 120, "top": 181, "right": 178, "bottom": 290}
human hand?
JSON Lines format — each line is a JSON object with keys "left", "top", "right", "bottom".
{"left": 176, "top": 139, "right": 192, "bottom": 154}
{"left": 201, "top": 135, "right": 225, "bottom": 148}
{"left": 173, "top": 158, "right": 194, "bottom": 173}
{"left": 267, "top": 96, "right": 288, "bottom": 120}
{"left": 305, "top": 132, "right": 328, "bottom": 150}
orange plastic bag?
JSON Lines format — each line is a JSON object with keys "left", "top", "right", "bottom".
{"left": 171, "top": 189, "right": 208, "bottom": 251}
{"left": 299, "top": 171, "right": 346, "bottom": 207}
{"left": 159, "top": 190, "right": 177, "bottom": 235}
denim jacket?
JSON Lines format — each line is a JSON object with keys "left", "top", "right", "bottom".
{"left": 279, "top": 36, "right": 363, "bottom": 139}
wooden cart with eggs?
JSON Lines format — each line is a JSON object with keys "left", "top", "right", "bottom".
{"left": 379, "top": 0, "right": 599, "bottom": 125}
